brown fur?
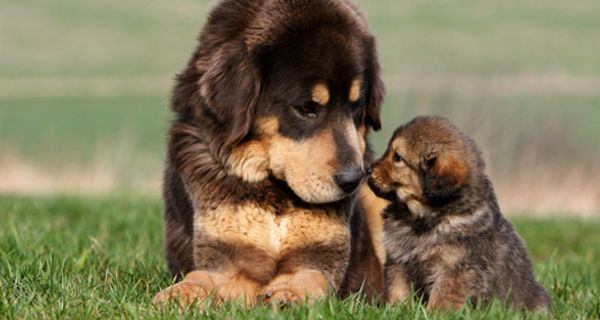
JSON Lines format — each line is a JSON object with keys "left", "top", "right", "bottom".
{"left": 368, "top": 116, "right": 551, "bottom": 311}
{"left": 156, "top": 0, "right": 386, "bottom": 307}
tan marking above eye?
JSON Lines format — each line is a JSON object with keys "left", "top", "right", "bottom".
{"left": 311, "top": 83, "right": 330, "bottom": 106}
{"left": 391, "top": 138, "right": 409, "bottom": 159}
{"left": 349, "top": 79, "right": 362, "bottom": 103}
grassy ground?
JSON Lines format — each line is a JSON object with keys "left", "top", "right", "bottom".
{"left": 1, "top": 195, "right": 599, "bottom": 319}
{"left": 1, "top": 0, "right": 599, "bottom": 215}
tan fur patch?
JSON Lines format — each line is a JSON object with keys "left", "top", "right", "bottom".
{"left": 278, "top": 206, "right": 350, "bottom": 257}
{"left": 349, "top": 79, "right": 362, "bottom": 103}
{"left": 435, "top": 154, "right": 468, "bottom": 188}
{"left": 358, "top": 184, "right": 387, "bottom": 266}
{"left": 261, "top": 269, "right": 329, "bottom": 304}
{"left": 357, "top": 125, "right": 367, "bottom": 156}
{"left": 227, "top": 140, "right": 270, "bottom": 182}
{"left": 386, "top": 263, "right": 411, "bottom": 304}
{"left": 311, "top": 83, "right": 330, "bottom": 106}
{"left": 255, "top": 115, "right": 364, "bottom": 203}
{"left": 391, "top": 137, "right": 409, "bottom": 161}
{"left": 261, "top": 117, "right": 342, "bottom": 203}
{"left": 197, "top": 203, "right": 279, "bottom": 256}
{"left": 276, "top": 206, "right": 351, "bottom": 289}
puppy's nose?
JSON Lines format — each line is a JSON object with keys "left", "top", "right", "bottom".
{"left": 334, "top": 168, "right": 364, "bottom": 193}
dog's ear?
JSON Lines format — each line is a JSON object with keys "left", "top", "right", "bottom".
{"left": 363, "top": 36, "right": 384, "bottom": 131}
{"left": 199, "top": 41, "right": 263, "bottom": 145}
{"left": 422, "top": 153, "right": 468, "bottom": 205}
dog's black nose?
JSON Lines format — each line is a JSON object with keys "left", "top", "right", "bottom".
{"left": 334, "top": 168, "right": 364, "bottom": 193}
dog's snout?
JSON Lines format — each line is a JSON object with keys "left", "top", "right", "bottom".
{"left": 334, "top": 168, "right": 364, "bottom": 193}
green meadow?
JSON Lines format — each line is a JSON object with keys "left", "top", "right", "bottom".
{"left": 1, "top": 196, "right": 599, "bottom": 319}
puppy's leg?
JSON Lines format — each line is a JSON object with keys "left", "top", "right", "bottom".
{"left": 427, "top": 270, "right": 473, "bottom": 311}
{"left": 260, "top": 210, "right": 351, "bottom": 305}
{"left": 385, "top": 261, "right": 411, "bottom": 304}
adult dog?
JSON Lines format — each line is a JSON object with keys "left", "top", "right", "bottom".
{"left": 153, "top": 0, "right": 386, "bottom": 306}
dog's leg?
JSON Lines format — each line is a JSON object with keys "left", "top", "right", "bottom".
{"left": 260, "top": 209, "right": 351, "bottom": 305}
{"left": 385, "top": 261, "right": 411, "bottom": 304}
{"left": 426, "top": 270, "right": 473, "bottom": 311}
{"left": 152, "top": 270, "right": 220, "bottom": 307}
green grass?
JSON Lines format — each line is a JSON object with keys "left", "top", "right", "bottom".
{"left": 1, "top": 196, "right": 599, "bottom": 319}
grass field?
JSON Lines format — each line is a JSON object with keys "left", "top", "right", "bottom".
{"left": 1, "top": 195, "right": 599, "bottom": 319}
{"left": 1, "top": 0, "right": 599, "bottom": 214}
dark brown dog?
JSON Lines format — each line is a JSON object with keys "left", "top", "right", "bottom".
{"left": 153, "top": 0, "right": 386, "bottom": 307}
{"left": 368, "top": 116, "right": 551, "bottom": 311}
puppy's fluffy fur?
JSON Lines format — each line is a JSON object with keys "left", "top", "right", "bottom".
{"left": 368, "top": 116, "right": 550, "bottom": 311}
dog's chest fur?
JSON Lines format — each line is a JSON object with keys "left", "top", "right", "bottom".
{"left": 194, "top": 180, "right": 352, "bottom": 258}
{"left": 196, "top": 202, "right": 295, "bottom": 254}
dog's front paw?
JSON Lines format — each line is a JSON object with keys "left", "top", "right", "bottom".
{"left": 153, "top": 280, "right": 211, "bottom": 307}
{"left": 260, "top": 287, "right": 303, "bottom": 306}
{"left": 153, "top": 270, "right": 217, "bottom": 307}
{"left": 260, "top": 270, "right": 329, "bottom": 306}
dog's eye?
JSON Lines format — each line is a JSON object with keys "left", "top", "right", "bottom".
{"left": 392, "top": 152, "right": 403, "bottom": 163}
{"left": 293, "top": 104, "right": 317, "bottom": 118}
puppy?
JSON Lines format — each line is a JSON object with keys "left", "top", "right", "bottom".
{"left": 368, "top": 116, "right": 550, "bottom": 311}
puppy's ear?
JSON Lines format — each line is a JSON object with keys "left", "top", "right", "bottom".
{"left": 422, "top": 153, "right": 468, "bottom": 205}
{"left": 199, "top": 41, "right": 263, "bottom": 145}
{"left": 363, "top": 36, "right": 384, "bottom": 131}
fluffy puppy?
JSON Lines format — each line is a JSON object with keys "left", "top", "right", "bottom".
{"left": 368, "top": 116, "right": 550, "bottom": 311}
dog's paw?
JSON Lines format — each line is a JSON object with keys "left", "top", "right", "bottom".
{"left": 260, "top": 287, "right": 303, "bottom": 306}
{"left": 260, "top": 270, "right": 329, "bottom": 306}
{"left": 153, "top": 270, "right": 218, "bottom": 307}
{"left": 153, "top": 280, "right": 211, "bottom": 307}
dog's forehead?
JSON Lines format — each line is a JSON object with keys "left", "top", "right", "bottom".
{"left": 270, "top": 27, "right": 364, "bottom": 82}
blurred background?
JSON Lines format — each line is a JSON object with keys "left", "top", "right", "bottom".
{"left": 1, "top": 0, "right": 598, "bottom": 216}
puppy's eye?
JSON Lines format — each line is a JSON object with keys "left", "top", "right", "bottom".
{"left": 293, "top": 104, "right": 317, "bottom": 118}
{"left": 392, "top": 152, "right": 403, "bottom": 163}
